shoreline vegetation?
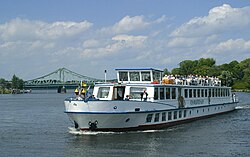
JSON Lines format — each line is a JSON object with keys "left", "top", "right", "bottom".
{"left": 0, "top": 75, "right": 24, "bottom": 94}
{"left": 163, "top": 58, "right": 250, "bottom": 92}
{"left": 1, "top": 58, "right": 250, "bottom": 94}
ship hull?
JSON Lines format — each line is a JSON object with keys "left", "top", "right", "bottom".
{"left": 65, "top": 100, "right": 237, "bottom": 132}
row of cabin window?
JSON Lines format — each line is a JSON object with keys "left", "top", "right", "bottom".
{"left": 146, "top": 105, "right": 227, "bottom": 123}
{"left": 146, "top": 110, "right": 187, "bottom": 123}
{"left": 118, "top": 71, "right": 161, "bottom": 82}
{"left": 184, "top": 88, "right": 230, "bottom": 98}
{"left": 154, "top": 87, "right": 177, "bottom": 100}
{"left": 153, "top": 87, "right": 230, "bottom": 100}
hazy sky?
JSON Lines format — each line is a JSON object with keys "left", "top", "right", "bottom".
{"left": 0, "top": 0, "right": 250, "bottom": 80}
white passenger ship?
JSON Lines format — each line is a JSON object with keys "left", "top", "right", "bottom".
{"left": 64, "top": 68, "right": 238, "bottom": 132}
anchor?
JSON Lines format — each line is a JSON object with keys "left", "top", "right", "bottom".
{"left": 88, "top": 120, "right": 98, "bottom": 131}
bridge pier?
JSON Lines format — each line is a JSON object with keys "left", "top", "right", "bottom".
{"left": 57, "top": 86, "right": 66, "bottom": 93}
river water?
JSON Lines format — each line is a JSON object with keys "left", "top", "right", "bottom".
{"left": 0, "top": 91, "right": 249, "bottom": 157}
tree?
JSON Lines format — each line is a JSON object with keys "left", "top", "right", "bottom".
{"left": 171, "top": 68, "right": 181, "bottom": 75}
{"left": 194, "top": 65, "right": 210, "bottom": 76}
{"left": 11, "top": 75, "right": 24, "bottom": 89}
{"left": 179, "top": 60, "right": 198, "bottom": 75}
{"left": 218, "top": 71, "right": 233, "bottom": 86}
{"left": 193, "top": 58, "right": 217, "bottom": 76}
{"left": 0, "top": 78, "right": 11, "bottom": 89}
{"left": 239, "top": 58, "right": 250, "bottom": 88}
{"left": 163, "top": 68, "right": 170, "bottom": 76}
{"left": 197, "top": 58, "right": 216, "bottom": 67}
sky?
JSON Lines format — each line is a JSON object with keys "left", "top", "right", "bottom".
{"left": 0, "top": 0, "right": 250, "bottom": 80}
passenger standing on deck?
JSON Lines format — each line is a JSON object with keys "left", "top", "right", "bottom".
{"left": 81, "top": 88, "right": 86, "bottom": 99}
{"left": 74, "top": 88, "right": 79, "bottom": 96}
{"left": 141, "top": 90, "right": 148, "bottom": 101}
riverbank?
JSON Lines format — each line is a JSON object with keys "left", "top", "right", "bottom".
{"left": 0, "top": 89, "right": 32, "bottom": 94}
{"left": 232, "top": 89, "right": 250, "bottom": 92}
{"left": 0, "top": 88, "right": 11, "bottom": 94}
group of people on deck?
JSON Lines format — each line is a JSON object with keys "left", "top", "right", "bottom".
{"left": 74, "top": 87, "right": 95, "bottom": 100}
{"left": 163, "top": 75, "right": 221, "bottom": 86}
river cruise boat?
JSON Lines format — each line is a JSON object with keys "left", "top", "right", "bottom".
{"left": 64, "top": 68, "right": 238, "bottom": 132}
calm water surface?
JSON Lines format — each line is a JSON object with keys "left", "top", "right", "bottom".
{"left": 0, "top": 91, "right": 249, "bottom": 157}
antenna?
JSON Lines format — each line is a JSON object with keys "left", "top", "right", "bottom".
{"left": 104, "top": 70, "right": 107, "bottom": 84}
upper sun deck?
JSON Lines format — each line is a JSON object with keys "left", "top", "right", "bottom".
{"left": 115, "top": 68, "right": 163, "bottom": 84}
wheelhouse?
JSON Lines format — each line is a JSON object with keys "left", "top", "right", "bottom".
{"left": 115, "top": 68, "right": 163, "bottom": 84}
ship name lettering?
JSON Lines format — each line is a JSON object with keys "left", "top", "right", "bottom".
{"left": 190, "top": 99, "right": 204, "bottom": 105}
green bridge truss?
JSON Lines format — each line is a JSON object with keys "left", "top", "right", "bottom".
{"left": 24, "top": 68, "right": 104, "bottom": 89}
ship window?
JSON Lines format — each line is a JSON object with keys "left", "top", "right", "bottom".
{"left": 189, "top": 110, "right": 192, "bottom": 115}
{"left": 154, "top": 113, "right": 160, "bottom": 122}
{"left": 201, "top": 89, "right": 204, "bottom": 97}
{"left": 166, "top": 88, "right": 170, "bottom": 99}
{"left": 146, "top": 114, "right": 153, "bottom": 123}
{"left": 130, "top": 87, "right": 146, "bottom": 99}
{"left": 172, "top": 88, "right": 176, "bottom": 99}
{"left": 212, "top": 89, "right": 215, "bottom": 97}
{"left": 197, "top": 89, "right": 200, "bottom": 97}
{"left": 153, "top": 71, "right": 161, "bottom": 83}
{"left": 174, "top": 111, "right": 177, "bottom": 119}
{"left": 97, "top": 87, "right": 110, "bottom": 98}
{"left": 184, "top": 89, "right": 188, "bottom": 98}
{"left": 160, "top": 88, "right": 164, "bottom": 100}
{"left": 168, "top": 112, "right": 172, "bottom": 120}
{"left": 218, "top": 89, "right": 221, "bottom": 97}
{"left": 119, "top": 72, "right": 128, "bottom": 81}
{"left": 197, "top": 110, "right": 199, "bottom": 113}
{"left": 184, "top": 110, "right": 187, "bottom": 117}
{"left": 193, "top": 89, "right": 196, "bottom": 97}
{"left": 205, "top": 89, "right": 208, "bottom": 97}
{"left": 129, "top": 72, "right": 140, "bottom": 81}
{"left": 141, "top": 71, "right": 151, "bottom": 81}
{"left": 189, "top": 89, "right": 192, "bottom": 98}
{"left": 162, "top": 112, "right": 166, "bottom": 121}
{"left": 215, "top": 89, "right": 217, "bottom": 97}
{"left": 179, "top": 111, "right": 182, "bottom": 118}
{"left": 154, "top": 88, "right": 159, "bottom": 100}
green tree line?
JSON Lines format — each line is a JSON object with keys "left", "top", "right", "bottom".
{"left": 0, "top": 75, "right": 24, "bottom": 94}
{"left": 164, "top": 58, "right": 250, "bottom": 90}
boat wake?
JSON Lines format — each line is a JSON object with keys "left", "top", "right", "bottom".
{"left": 235, "top": 104, "right": 250, "bottom": 109}
{"left": 68, "top": 127, "right": 117, "bottom": 135}
{"left": 68, "top": 127, "right": 165, "bottom": 135}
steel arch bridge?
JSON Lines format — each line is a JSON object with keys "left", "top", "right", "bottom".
{"left": 24, "top": 68, "right": 104, "bottom": 89}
